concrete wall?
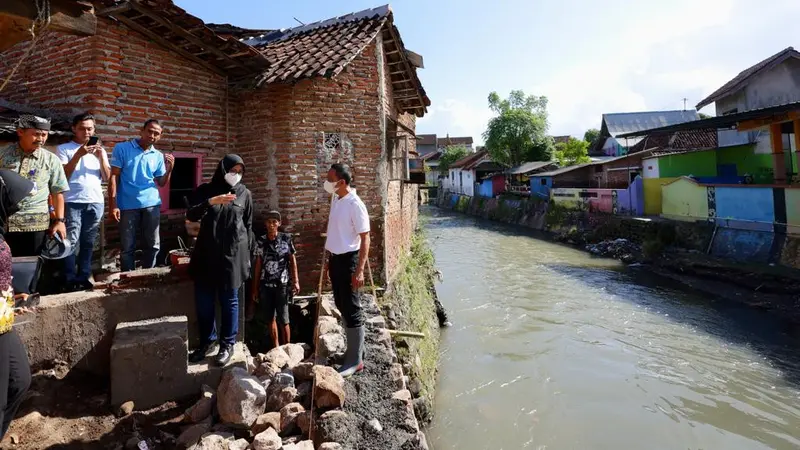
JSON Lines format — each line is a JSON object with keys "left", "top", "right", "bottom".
{"left": 643, "top": 177, "right": 676, "bottom": 215}
{"left": 476, "top": 179, "right": 493, "bottom": 198}
{"left": 15, "top": 271, "right": 207, "bottom": 375}
{"left": 715, "top": 186, "right": 775, "bottom": 223}
{"left": 657, "top": 150, "right": 717, "bottom": 178}
{"left": 661, "top": 177, "right": 709, "bottom": 221}
{"left": 550, "top": 177, "right": 643, "bottom": 215}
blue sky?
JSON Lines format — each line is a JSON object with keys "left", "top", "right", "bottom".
{"left": 178, "top": 0, "right": 800, "bottom": 144}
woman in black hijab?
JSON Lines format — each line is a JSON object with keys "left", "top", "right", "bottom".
{"left": 0, "top": 169, "right": 34, "bottom": 439}
{"left": 187, "top": 155, "right": 253, "bottom": 366}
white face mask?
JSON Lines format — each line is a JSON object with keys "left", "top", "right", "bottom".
{"left": 323, "top": 180, "right": 337, "bottom": 194}
{"left": 225, "top": 172, "right": 242, "bottom": 187}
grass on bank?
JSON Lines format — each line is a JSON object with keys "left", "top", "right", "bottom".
{"left": 382, "top": 230, "right": 441, "bottom": 404}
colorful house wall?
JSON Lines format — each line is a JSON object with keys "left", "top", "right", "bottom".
{"left": 660, "top": 178, "right": 709, "bottom": 221}
{"left": 477, "top": 179, "right": 494, "bottom": 198}
{"left": 550, "top": 176, "right": 644, "bottom": 215}
{"left": 530, "top": 176, "right": 552, "bottom": 199}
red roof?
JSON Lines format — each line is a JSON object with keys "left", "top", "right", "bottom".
{"left": 416, "top": 134, "right": 437, "bottom": 145}
{"left": 450, "top": 150, "right": 488, "bottom": 169}
{"left": 629, "top": 129, "right": 718, "bottom": 153}
{"left": 437, "top": 136, "right": 473, "bottom": 147}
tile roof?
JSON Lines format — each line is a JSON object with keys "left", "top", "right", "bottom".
{"left": 450, "top": 150, "right": 487, "bottom": 169}
{"left": 629, "top": 129, "right": 718, "bottom": 154}
{"left": 696, "top": 47, "right": 800, "bottom": 110}
{"left": 416, "top": 134, "right": 437, "bottom": 146}
{"left": 421, "top": 150, "right": 441, "bottom": 161}
{"left": 242, "top": 5, "right": 429, "bottom": 117}
{"left": 506, "top": 161, "right": 557, "bottom": 175}
{"left": 437, "top": 136, "right": 473, "bottom": 147}
{"left": 551, "top": 135, "right": 571, "bottom": 144}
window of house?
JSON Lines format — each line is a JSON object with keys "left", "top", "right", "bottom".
{"left": 159, "top": 152, "right": 203, "bottom": 213}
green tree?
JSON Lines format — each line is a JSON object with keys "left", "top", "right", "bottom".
{"left": 699, "top": 112, "right": 712, "bottom": 119}
{"left": 437, "top": 144, "right": 469, "bottom": 173}
{"left": 583, "top": 128, "right": 600, "bottom": 145}
{"left": 483, "top": 90, "right": 553, "bottom": 167}
{"left": 554, "top": 138, "right": 591, "bottom": 167}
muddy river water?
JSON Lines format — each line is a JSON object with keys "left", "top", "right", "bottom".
{"left": 423, "top": 209, "right": 800, "bottom": 450}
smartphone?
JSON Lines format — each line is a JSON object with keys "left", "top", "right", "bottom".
{"left": 87, "top": 136, "right": 99, "bottom": 146}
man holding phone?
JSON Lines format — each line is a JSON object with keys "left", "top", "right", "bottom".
{"left": 56, "top": 113, "right": 110, "bottom": 291}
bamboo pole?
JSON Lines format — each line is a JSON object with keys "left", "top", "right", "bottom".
{"left": 387, "top": 329, "right": 426, "bottom": 339}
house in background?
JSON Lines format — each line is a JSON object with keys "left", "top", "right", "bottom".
{"left": 438, "top": 135, "right": 474, "bottom": 151}
{"left": 696, "top": 47, "right": 800, "bottom": 178}
{"left": 416, "top": 133, "right": 438, "bottom": 156}
{"left": 444, "top": 150, "right": 503, "bottom": 196}
{"left": 530, "top": 163, "right": 599, "bottom": 198}
{"left": 421, "top": 150, "right": 442, "bottom": 184}
{"left": 505, "top": 161, "right": 558, "bottom": 194}
{"left": 551, "top": 135, "right": 571, "bottom": 145}
{"left": 590, "top": 110, "right": 701, "bottom": 157}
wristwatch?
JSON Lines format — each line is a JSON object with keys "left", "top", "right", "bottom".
{"left": 51, "top": 218, "right": 66, "bottom": 224}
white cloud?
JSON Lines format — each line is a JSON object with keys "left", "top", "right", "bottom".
{"left": 417, "top": 98, "right": 493, "bottom": 145}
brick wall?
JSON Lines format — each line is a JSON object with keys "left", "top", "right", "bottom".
{"left": 236, "top": 40, "right": 390, "bottom": 289}
{"left": 0, "top": 19, "right": 231, "bottom": 260}
{"left": 1, "top": 21, "right": 421, "bottom": 288}
{"left": 600, "top": 154, "right": 645, "bottom": 188}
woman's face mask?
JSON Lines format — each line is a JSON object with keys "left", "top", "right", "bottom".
{"left": 225, "top": 172, "right": 242, "bottom": 187}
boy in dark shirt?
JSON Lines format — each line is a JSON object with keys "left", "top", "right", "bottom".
{"left": 249, "top": 211, "right": 299, "bottom": 350}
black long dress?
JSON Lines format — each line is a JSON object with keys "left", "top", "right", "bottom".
{"left": 187, "top": 155, "right": 253, "bottom": 290}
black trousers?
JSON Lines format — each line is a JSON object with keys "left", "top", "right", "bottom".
{"left": 329, "top": 251, "right": 364, "bottom": 328}
{"left": 4, "top": 231, "right": 46, "bottom": 257}
{"left": 0, "top": 330, "right": 31, "bottom": 440}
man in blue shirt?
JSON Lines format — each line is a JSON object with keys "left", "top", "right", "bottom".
{"left": 109, "top": 119, "right": 174, "bottom": 272}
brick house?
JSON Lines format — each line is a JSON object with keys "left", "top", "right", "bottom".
{"left": 0, "top": 1, "right": 429, "bottom": 287}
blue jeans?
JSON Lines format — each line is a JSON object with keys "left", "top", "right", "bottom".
{"left": 119, "top": 206, "right": 160, "bottom": 272}
{"left": 195, "top": 282, "right": 239, "bottom": 348}
{"left": 64, "top": 203, "right": 103, "bottom": 283}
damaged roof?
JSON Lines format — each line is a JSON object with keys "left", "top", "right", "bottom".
{"left": 241, "top": 5, "right": 429, "bottom": 117}
{"left": 696, "top": 47, "right": 800, "bottom": 110}
{"left": 96, "top": 0, "right": 271, "bottom": 78}
{"left": 0, "top": 100, "right": 72, "bottom": 139}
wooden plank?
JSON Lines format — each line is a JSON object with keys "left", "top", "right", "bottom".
{"left": 97, "top": 2, "right": 132, "bottom": 17}
{"left": 1, "top": 0, "right": 96, "bottom": 51}
{"left": 385, "top": 25, "right": 425, "bottom": 111}
{"left": 115, "top": 15, "right": 225, "bottom": 76}
{"left": 125, "top": 1, "right": 257, "bottom": 72}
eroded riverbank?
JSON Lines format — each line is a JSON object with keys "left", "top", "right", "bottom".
{"left": 424, "top": 208, "right": 800, "bottom": 449}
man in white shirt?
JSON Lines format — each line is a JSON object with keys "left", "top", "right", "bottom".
{"left": 324, "top": 163, "right": 370, "bottom": 377}
{"left": 56, "top": 113, "right": 110, "bottom": 291}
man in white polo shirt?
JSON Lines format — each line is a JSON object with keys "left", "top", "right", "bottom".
{"left": 56, "top": 113, "right": 110, "bottom": 291}
{"left": 324, "top": 163, "right": 370, "bottom": 377}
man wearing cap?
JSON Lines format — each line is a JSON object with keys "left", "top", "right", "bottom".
{"left": 0, "top": 115, "right": 69, "bottom": 256}
{"left": 249, "top": 210, "right": 299, "bottom": 351}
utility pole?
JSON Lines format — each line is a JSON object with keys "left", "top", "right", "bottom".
{"left": 682, "top": 98, "right": 687, "bottom": 111}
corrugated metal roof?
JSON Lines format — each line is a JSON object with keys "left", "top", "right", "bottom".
{"left": 506, "top": 161, "right": 556, "bottom": 175}
{"left": 0, "top": 102, "right": 71, "bottom": 139}
{"left": 534, "top": 163, "right": 596, "bottom": 177}
{"left": 603, "top": 110, "right": 700, "bottom": 137}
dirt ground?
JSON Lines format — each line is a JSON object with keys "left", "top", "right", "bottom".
{"left": 0, "top": 365, "right": 191, "bottom": 450}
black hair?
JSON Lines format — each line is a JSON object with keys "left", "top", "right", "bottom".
{"left": 143, "top": 119, "right": 161, "bottom": 129}
{"left": 330, "top": 163, "right": 352, "bottom": 185}
{"left": 71, "top": 112, "right": 95, "bottom": 127}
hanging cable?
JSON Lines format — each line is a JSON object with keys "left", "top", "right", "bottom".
{"left": 0, "top": 0, "right": 52, "bottom": 93}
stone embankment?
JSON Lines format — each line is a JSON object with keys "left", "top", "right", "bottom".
{"left": 170, "top": 293, "right": 429, "bottom": 450}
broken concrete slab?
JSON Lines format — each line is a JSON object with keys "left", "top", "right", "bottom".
{"left": 110, "top": 316, "right": 190, "bottom": 409}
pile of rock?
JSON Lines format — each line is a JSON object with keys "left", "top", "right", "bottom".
{"left": 586, "top": 238, "right": 640, "bottom": 263}
{"left": 176, "top": 342, "right": 348, "bottom": 450}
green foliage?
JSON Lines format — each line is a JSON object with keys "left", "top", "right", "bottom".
{"left": 437, "top": 144, "right": 469, "bottom": 173}
{"left": 483, "top": 90, "right": 554, "bottom": 167}
{"left": 699, "top": 112, "right": 712, "bottom": 119}
{"left": 554, "top": 137, "right": 591, "bottom": 167}
{"left": 385, "top": 232, "right": 440, "bottom": 405}
{"left": 583, "top": 128, "right": 600, "bottom": 145}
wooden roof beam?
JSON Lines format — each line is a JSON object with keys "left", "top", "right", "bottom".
{"left": 114, "top": 14, "right": 226, "bottom": 76}
{"left": 1, "top": 0, "right": 97, "bottom": 52}
{"left": 124, "top": 1, "right": 253, "bottom": 73}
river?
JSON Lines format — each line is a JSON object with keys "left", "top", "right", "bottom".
{"left": 423, "top": 208, "right": 800, "bottom": 450}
